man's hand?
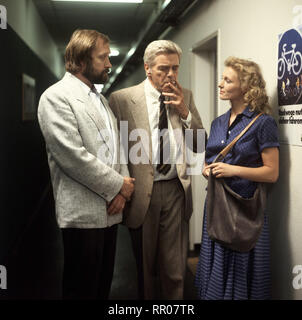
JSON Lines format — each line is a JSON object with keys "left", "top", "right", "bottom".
{"left": 107, "top": 194, "right": 126, "bottom": 215}
{"left": 162, "top": 81, "right": 189, "bottom": 119}
{"left": 120, "top": 176, "right": 135, "bottom": 201}
{"left": 202, "top": 162, "right": 210, "bottom": 179}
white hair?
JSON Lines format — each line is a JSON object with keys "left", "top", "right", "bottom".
{"left": 143, "top": 40, "right": 182, "bottom": 66}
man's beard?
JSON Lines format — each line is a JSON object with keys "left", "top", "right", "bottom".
{"left": 82, "top": 60, "right": 109, "bottom": 84}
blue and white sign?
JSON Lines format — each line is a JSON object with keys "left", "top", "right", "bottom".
{"left": 278, "top": 28, "right": 302, "bottom": 106}
{"left": 278, "top": 26, "right": 302, "bottom": 146}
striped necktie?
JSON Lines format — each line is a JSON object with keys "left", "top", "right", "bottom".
{"left": 156, "top": 95, "right": 171, "bottom": 175}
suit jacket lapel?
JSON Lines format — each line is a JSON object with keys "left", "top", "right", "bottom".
{"left": 84, "top": 98, "right": 115, "bottom": 156}
{"left": 168, "top": 101, "right": 186, "bottom": 176}
{"left": 129, "top": 82, "right": 152, "bottom": 165}
{"left": 63, "top": 74, "right": 114, "bottom": 157}
{"left": 100, "top": 94, "right": 119, "bottom": 163}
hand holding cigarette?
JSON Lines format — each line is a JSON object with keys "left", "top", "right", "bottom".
{"left": 162, "top": 80, "right": 189, "bottom": 120}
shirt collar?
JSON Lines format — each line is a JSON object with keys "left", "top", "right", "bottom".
{"left": 226, "top": 105, "right": 256, "bottom": 119}
{"left": 145, "top": 78, "right": 161, "bottom": 102}
{"left": 242, "top": 105, "right": 256, "bottom": 118}
{"left": 66, "top": 72, "right": 93, "bottom": 96}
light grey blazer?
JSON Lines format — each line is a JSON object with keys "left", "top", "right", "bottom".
{"left": 38, "top": 72, "right": 129, "bottom": 228}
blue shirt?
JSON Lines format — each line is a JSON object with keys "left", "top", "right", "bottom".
{"left": 205, "top": 106, "right": 279, "bottom": 198}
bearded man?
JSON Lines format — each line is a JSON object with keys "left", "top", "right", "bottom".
{"left": 38, "top": 29, "right": 134, "bottom": 300}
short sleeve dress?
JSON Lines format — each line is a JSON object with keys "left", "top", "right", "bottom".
{"left": 194, "top": 106, "right": 279, "bottom": 300}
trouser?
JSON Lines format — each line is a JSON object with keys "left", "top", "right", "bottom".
{"left": 130, "top": 178, "right": 189, "bottom": 300}
{"left": 61, "top": 225, "right": 118, "bottom": 300}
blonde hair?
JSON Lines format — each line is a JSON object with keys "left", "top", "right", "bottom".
{"left": 143, "top": 40, "right": 182, "bottom": 67}
{"left": 225, "top": 56, "right": 271, "bottom": 114}
{"left": 65, "top": 29, "right": 109, "bottom": 74}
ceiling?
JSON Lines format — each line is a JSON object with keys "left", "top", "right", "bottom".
{"left": 33, "top": 0, "right": 201, "bottom": 94}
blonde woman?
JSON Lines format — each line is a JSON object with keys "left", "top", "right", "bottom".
{"left": 195, "top": 57, "right": 279, "bottom": 300}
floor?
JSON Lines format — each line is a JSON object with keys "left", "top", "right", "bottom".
{"left": 0, "top": 199, "right": 200, "bottom": 300}
{"left": 109, "top": 224, "right": 199, "bottom": 300}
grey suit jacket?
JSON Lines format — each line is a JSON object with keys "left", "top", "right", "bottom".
{"left": 38, "top": 72, "right": 129, "bottom": 228}
{"left": 109, "top": 80, "right": 204, "bottom": 228}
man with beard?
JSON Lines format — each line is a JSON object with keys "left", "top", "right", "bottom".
{"left": 38, "top": 29, "right": 135, "bottom": 299}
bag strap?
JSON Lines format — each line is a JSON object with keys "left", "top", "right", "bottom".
{"left": 214, "top": 112, "right": 263, "bottom": 162}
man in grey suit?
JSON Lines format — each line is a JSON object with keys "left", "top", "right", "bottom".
{"left": 38, "top": 29, "right": 135, "bottom": 299}
{"left": 109, "top": 40, "right": 204, "bottom": 299}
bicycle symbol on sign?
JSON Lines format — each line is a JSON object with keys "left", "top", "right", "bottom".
{"left": 278, "top": 43, "right": 302, "bottom": 79}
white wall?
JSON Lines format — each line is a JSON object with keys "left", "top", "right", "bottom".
{"left": 168, "top": 0, "right": 302, "bottom": 300}
{"left": 114, "top": 0, "right": 302, "bottom": 300}
{"left": 1, "top": 0, "right": 64, "bottom": 78}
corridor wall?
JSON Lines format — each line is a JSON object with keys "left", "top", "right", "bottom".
{"left": 0, "top": 0, "right": 63, "bottom": 299}
{"left": 113, "top": 0, "right": 302, "bottom": 300}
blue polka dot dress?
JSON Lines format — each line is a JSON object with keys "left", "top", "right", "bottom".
{"left": 194, "top": 107, "right": 279, "bottom": 300}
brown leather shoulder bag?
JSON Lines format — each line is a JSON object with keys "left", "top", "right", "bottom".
{"left": 206, "top": 113, "right": 267, "bottom": 252}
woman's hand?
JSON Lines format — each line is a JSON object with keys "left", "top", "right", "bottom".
{"left": 203, "top": 147, "right": 279, "bottom": 182}
{"left": 205, "top": 162, "right": 238, "bottom": 178}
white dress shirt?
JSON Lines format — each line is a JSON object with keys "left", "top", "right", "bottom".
{"left": 144, "top": 78, "right": 192, "bottom": 181}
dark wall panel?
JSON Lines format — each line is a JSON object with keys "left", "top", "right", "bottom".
{"left": 0, "top": 26, "right": 63, "bottom": 299}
